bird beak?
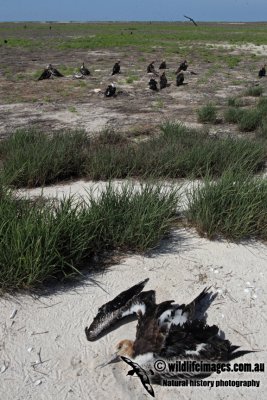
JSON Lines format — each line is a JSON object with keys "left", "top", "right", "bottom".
{"left": 96, "top": 352, "right": 121, "bottom": 369}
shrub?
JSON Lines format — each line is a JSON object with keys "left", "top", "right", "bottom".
{"left": 197, "top": 103, "right": 217, "bottom": 123}
{"left": 245, "top": 86, "right": 263, "bottom": 97}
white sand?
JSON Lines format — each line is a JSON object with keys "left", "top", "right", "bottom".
{"left": 1, "top": 182, "right": 267, "bottom": 400}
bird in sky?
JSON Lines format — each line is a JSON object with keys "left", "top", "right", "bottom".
{"left": 184, "top": 15, "right": 198, "bottom": 26}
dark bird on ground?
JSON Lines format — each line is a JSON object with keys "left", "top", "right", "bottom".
{"left": 176, "top": 60, "right": 188, "bottom": 74}
{"left": 148, "top": 78, "right": 158, "bottom": 91}
{"left": 184, "top": 15, "right": 198, "bottom": 26}
{"left": 4, "top": 39, "right": 8, "bottom": 44}
{"left": 37, "top": 64, "right": 64, "bottom": 80}
{"left": 176, "top": 72, "right": 185, "bottom": 86}
{"left": 258, "top": 65, "right": 266, "bottom": 78}
{"left": 80, "top": 62, "right": 90, "bottom": 76}
{"left": 159, "top": 60, "right": 167, "bottom": 69}
{"left": 86, "top": 279, "right": 254, "bottom": 395}
{"left": 147, "top": 61, "right": 157, "bottom": 74}
{"left": 121, "top": 356, "right": 155, "bottom": 398}
{"left": 160, "top": 72, "right": 168, "bottom": 89}
{"left": 112, "top": 61, "right": 121, "bottom": 75}
{"left": 38, "top": 65, "right": 53, "bottom": 80}
{"left": 104, "top": 84, "right": 116, "bottom": 97}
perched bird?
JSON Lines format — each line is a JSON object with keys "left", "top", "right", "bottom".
{"left": 38, "top": 65, "right": 52, "bottom": 81}
{"left": 112, "top": 61, "right": 121, "bottom": 75}
{"left": 258, "top": 65, "right": 266, "bottom": 78}
{"left": 176, "top": 72, "right": 185, "bottom": 86}
{"left": 147, "top": 61, "right": 158, "bottom": 75}
{"left": 105, "top": 84, "right": 116, "bottom": 97}
{"left": 86, "top": 279, "right": 253, "bottom": 394}
{"left": 176, "top": 60, "right": 188, "bottom": 74}
{"left": 37, "top": 64, "right": 64, "bottom": 80}
{"left": 184, "top": 15, "right": 198, "bottom": 26}
{"left": 80, "top": 62, "right": 90, "bottom": 76}
{"left": 160, "top": 72, "right": 168, "bottom": 89}
{"left": 148, "top": 78, "right": 158, "bottom": 91}
{"left": 159, "top": 60, "right": 167, "bottom": 70}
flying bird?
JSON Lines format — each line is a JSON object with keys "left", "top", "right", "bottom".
{"left": 184, "top": 15, "right": 198, "bottom": 26}
{"left": 121, "top": 356, "right": 155, "bottom": 398}
{"left": 86, "top": 279, "right": 254, "bottom": 395}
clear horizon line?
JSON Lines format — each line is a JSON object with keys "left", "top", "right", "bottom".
{"left": 1, "top": 19, "right": 267, "bottom": 23}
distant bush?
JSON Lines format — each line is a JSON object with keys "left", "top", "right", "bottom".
{"left": 238, "top": 109, "right": 261, "bottom": 132}
{"left": 224, "top": 107, "right": 244, "bottom": 123}
{"left": 197, "top": 103, "right": 217, "bottom": 123}
{"left": 245, "top": 86, "right": 263, "bottom": 97}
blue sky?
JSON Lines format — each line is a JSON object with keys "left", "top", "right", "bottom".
{"left": 0, "top": 0, "right": 266, "bottom": 22}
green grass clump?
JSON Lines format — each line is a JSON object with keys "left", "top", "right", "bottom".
{"left": 245, "top": 86, "right": 263, "bottom": 97}
{"left": 0, "top": 129, "right": 88, "bottom": 187}
{"left": 187, "top": 171, "right": 267, "bottom": 241}
{"left": 0, "top": 183, "right": 179, "bottom": 291}
{"left": 197, "top": 104, "right": 217, "bottom": 124}
{"left": 227, "top": 97, "right": 244, "bottom": 107}
{"left": 126, "top": 75, "right": 139, "bottom": 84}
{"left": 238, "top": 109, "right": 262, "bottom": 132}
{"left": 224, "top": 107, "right": 244, "bottom": 123}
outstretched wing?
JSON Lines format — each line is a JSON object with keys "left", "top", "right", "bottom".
{"left": 85, "top": 278, "right": 151, "bottom": 341}
{"left": 121, "top": 356, "right": 155, "bottom": 398}
{"left": 184, "top": 15, "right": 198, "bottom": 26}
{"left": 51, "top": 67, "right": 64, "bottom": 77}
{"left": 158, "top": 287, "right": 216, "bottom": 331}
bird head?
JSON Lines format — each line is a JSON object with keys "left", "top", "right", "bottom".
{"left": 96, "top": 339, "right": 134, "bottom": 368}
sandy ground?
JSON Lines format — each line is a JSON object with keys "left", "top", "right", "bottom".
{"left": 1, "top": 181, "right": 267, "bottom": 400}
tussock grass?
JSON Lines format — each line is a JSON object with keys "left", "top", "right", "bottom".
{"left": 187, "top": 171, "right": 267, "bottom": 241}
{"left": 85, "top": 123, "right": 264, "bottom": 179}
{"left": 197, "top": 103, "right": 217, "bottom": 124}
{"left": 224, "top": 107, "right": 244, "bottom": 123}
{"left": 0, "top": 184, "right": 179, "bottom": 290}
{"left": 238, "top": 109, "right": 262, "bottom": 132}
{"left": 1, "top": 125, "right": 265, "bottom": 187}
{"left": 245, "top": 86, "right": 263, "bottom": 97}
{"left": 0, "top": 129, "right": 88, "bottom": 187}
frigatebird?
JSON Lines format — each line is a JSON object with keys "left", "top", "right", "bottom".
{"left": 85, "top": 279, "right": 254, "bottom": 396}
{"left": 184, "top": 15, "right": 198, "bottom": 26}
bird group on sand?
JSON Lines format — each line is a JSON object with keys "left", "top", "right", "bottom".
{"left": 85, "top": 278, "right": 254, "bottom": 397}
{"left": 147, "top": 59, "right": 189, "bottom": 91}
{"left": 37, "top": 58, "right": 265, "bottom": 97}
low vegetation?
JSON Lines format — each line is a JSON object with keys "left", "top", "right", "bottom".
{"left": 224, "top": 95, "right": 267, "bottom": 132}
{"left": 197, "top": 103, "right": 217, "bottom": 123}
{"left": 0, "top": 129, "right": 88, "bottom": 187}
{"left": 0, "top": 184, "right": 179, "bottom": 290}
{"left": 1, "top": 124, "right": 265, "bottom": 187}
{"left": 187, "top": 171, "right": 267, "bottom": 241}
{"left": 245, "top": 86, "right": 263, "bottom": 97}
